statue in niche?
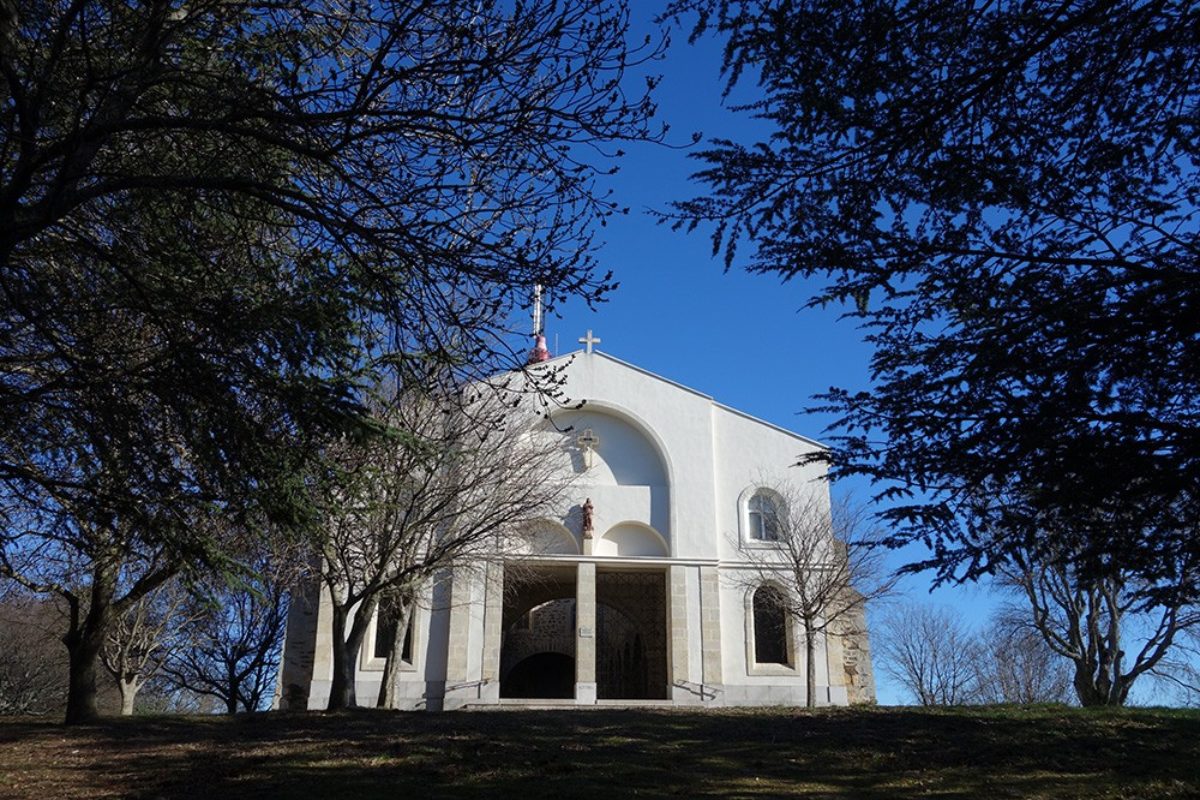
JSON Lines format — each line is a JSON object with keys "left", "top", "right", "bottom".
{"left": 581, "top": 498, "right": 594, "bottom": 539}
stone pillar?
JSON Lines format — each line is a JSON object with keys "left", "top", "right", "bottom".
{"left": 699, "top": 566, "right": 723, "bottom": 700}
{"left": 442, "top": 565, "right": 475, "bottom": 710}
{"left": 276, "top": 577, "right": 321, "bottom": 710}
{"left": 479, "top": 561, "right": 504, "bottom": 703}
{"left": 575, "top": 561, "right": 597, "bottom": 704}
{"left": 668, "top": 565, "right": 691, "bottom": 702}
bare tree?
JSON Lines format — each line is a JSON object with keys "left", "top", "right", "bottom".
{"left": 733, "top": 486, "right": 895, "bottom": 707}
{"left": 315, "top": 387, "right": 572, "bottom": 710}
{"left": 972, "top": 615, "right": 1073, "bottom": 705}
{"left": 877, "top": 603, "right": 979, "bottom": 706}
{"left": 100, "top": 580, "right": 195, "bottom": 716}
{"left": 1002, "top": 548, "right": 1200, "bottom": 707}
{"left": 162, "top": 552, "right": 295, "bottom": 714}
{"left": 1149, "top": 628, "right": 1200, "bottom": 707}
{"left": 0, "top": 589, "right": 68, "bottom": 715}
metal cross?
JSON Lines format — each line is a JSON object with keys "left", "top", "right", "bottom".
{"left": 577, "top": 427, "right": 600, "bottom": 469}
{"left": 578, "top": 329, "right": 601, "bottom": 354}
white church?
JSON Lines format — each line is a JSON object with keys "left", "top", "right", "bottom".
{"left": 278, "top": 329, "right": 874, "bottom": 710}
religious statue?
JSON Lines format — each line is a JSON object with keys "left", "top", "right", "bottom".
{"left": 581, "top": 498, "right": 594, "bottom": 538}
{"left": 578, "top": 427, "right": 600, "bottom": 470}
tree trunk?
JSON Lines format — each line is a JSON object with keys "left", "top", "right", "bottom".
{"left": 118, "top": 678, "right": 139, "bottom": 716}
{"left": 1072, "top": 660, "right": 1133, "bottom": 706}
{"left": 64, "top": 632, "right": 105, "bottom": 723}
{"left": 804, "top": 621, "right": 818, "bottom": 709}
{"left": 226, "top": 668, "right": 240, "bottom": 714}
{"left": 326, "top": 597, "right": 376, "bottom": 711}
{"left": 327, "top": 605, "right": 355, "bottom": 710}
{"left": 63, "top": 561, "right": 118, "bottom": 724}
{"left": 377, "top": 598, "right": 413, "bottom": 709}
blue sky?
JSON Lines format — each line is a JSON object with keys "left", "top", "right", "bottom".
{"left": 525, "top": 6, "right": 1004, "bottom": 706}
{"left": 523, "top": 4, "right": 1184, "bottom": 707}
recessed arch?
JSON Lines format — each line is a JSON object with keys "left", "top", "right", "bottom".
{"left": 567, "top": 400, "right": 675, "bottom": 489}
{"left": 551, "top": 406, "right": 670, "bottom": 487}
{"left": 595, "top": 521, "right": 669, "bottom": 558}
{"left": 549, "top": 402, "right": 674, "bottom": 546}
{"left": 516, "top": 520, "right": 579, "bottom": 556}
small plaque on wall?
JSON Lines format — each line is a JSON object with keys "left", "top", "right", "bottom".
{"left": 579, "top": 627, "right": 593, "bottom": 638}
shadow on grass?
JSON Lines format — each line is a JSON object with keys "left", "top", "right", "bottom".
{"left": 2, "top": 706, "right": 1198, "bottom": 799}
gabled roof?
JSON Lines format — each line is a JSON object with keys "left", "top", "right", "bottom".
{"left": 539, "top": 348, "right": 827, "bottom": 451}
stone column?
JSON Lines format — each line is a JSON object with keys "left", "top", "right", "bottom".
{"left": 668, "top": 565, "right": 691, "bottom": 702}
{"left": 699, "top": 566, "right": 723, "bottom": 700}
{"left": 442, "top": 565, "right": 474, "bottom": 710}
{"left": 479, "top": 561, "right": 504, "bottom": 703}
{"left": 575, "top": 561, "right": 597, "bottom": 704}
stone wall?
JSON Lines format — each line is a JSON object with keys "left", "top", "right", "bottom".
{"left": 830, "top": 596, "right": 876, "bottom": 705}
{"left": 276, "top": 578, "right": 321, "bottom": 710}
{"left": 500, "top": 598, "right": 577, "bottom": 680}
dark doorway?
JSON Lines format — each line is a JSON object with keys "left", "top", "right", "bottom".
{"left": 501, "top": 652, "right": 576, "bottom": 699}
{"left": 500, "top": 568, "right": 577, "bottom": 699}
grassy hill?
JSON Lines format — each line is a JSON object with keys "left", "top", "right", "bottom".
{"left": 2, "top": 705, "right": 1198, "bottom": 799}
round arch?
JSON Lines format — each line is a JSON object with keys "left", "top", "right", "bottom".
{"left": 737, "top": 484, "right": 788, "bottom": 543}
{"left": 596, "top": 521, "right": 670, "bottom": 558}
{"left": 567, "top": 399, "right": 675, "bottom": 489}
{"left": 517, "top": 519, "right": 580, "bottom": 556}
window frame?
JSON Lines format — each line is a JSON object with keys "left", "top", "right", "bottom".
{"left": 740, "top": 487, "right": 785, "bottom": 545}
{"left": 359, "top": 602, "right": 419, "bottom": 674}
{"left": 744, "top": 583, "right": 797, "bottom": 676}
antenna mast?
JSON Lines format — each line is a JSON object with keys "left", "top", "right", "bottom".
{"left": 532, "top": 283, "right": 543, "bottom": 335}
{"left": 527, "top": 284, "right": 551, "bottom": 363}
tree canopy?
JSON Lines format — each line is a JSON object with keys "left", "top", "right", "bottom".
{"left": 1, "top": 0, "right": 662, "bottom": 721}
{"left": 667, "top": 0, "right": 1200, "bottom": 600}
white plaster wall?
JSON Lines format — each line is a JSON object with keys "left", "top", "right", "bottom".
{"left": 715, "top": 568, "right": 833, "bottom": 699}
{"left": 711, "top": 404, "right": 829, "bottom": 562}
{"left": 545, "top": 353, "right": 720, "bottom": 559}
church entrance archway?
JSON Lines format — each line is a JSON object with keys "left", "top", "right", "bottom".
{"left": 499, "top": 568, "right": 577, "bottom": 699}
{"left": 596, "top": 570, "right": 667, "bottom": 700}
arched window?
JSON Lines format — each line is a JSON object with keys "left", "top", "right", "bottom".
{"left": 748, "top": 492, "right": 780, "bottom": 541}
{"left": 752, "top": 586, "right": 789, "bottom": 665}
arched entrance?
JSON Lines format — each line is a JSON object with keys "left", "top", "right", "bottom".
{"left": 499, "top": 569, "right": 577, "bottom": 700}
{"left": 498, "top": 566, "right": 668, "bottom": 701}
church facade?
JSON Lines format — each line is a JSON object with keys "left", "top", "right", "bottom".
{"left": 278, "top": 338, "right": 874, "bottom": 710}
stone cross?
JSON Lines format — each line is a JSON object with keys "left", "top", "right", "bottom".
{"left": 578, "top": 427, "right": 600, "bottom": 469}
{"left": 578, "top": 329, "right": 601, "bottom": 354}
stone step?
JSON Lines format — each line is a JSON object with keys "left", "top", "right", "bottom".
{"left": 464, "top": 698, "right": 676, "bottom": 710}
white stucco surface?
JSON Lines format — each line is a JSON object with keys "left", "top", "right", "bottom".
{"left": 279, "top": 347, "right": 873, "bottom": 711}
